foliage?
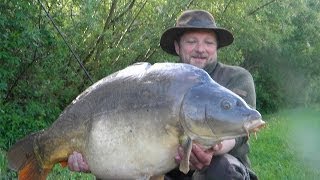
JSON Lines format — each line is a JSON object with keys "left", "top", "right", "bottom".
{"left": 47, "top": 164, "right": 95, "bottom": 180}
{"left": 0, "top": 149, "right": 16, "bottom": 179}
{"left": 0, "top": 0, "right": 320, "bottom": 177}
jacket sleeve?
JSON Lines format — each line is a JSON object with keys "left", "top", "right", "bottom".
{"left": 226, "top": 68, "right": 256, "bottom": 109}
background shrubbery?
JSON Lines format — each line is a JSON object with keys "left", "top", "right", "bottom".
{"left": 1, "top": 0, "right": 320, "bottom": 178}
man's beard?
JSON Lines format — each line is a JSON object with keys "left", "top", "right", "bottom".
{"left": 203, "top": 60, "right": 217, "bottom": 73}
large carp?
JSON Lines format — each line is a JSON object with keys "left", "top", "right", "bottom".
{"left": 8, "top": 62, "right": 265, "bottom": 180}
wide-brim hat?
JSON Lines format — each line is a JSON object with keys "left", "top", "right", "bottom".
{"left": 160, "top": 10, "right": 234, "bottom": 56}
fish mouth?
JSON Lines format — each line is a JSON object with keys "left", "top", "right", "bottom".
{"left": 243, "top": 119, "right": 266, "bottom": 139}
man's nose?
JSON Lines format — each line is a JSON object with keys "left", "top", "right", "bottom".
{"left": 195, "top": 42, "right": 206, "bottom": 53}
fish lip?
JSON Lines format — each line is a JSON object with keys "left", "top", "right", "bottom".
{"left": 243, "top": 119, "right": 266, "bottom": 137}
{"left": 246, "top": 119, "right": 265, "bottom": 128}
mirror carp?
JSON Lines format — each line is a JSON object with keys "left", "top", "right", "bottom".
{"left": 7, "top": 62, "right": 265, "bottom": 179}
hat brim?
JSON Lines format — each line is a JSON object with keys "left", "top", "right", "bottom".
{"left": 160, "top": 27, "right": 234, "bottom": 56}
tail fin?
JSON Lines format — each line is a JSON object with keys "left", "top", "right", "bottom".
{"left": 7, "top": 132, "right": 50, "bottom": 180}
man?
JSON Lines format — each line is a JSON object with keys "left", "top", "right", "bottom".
{"left": 160, "top": 10, "right": 257, "bottom": 180}
{"left": 68, "top": 10, "right": 257, "bottom": 180}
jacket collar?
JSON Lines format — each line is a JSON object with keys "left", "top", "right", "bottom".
{"left": 203, "top": 61, "right": 218, "bottom": 74}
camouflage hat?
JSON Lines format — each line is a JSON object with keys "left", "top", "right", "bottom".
{"left": 160, "top": 10, "right": 234, "bottom": 55}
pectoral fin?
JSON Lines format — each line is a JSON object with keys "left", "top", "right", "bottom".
{"left": 179, "top": 136, "right": 192, "bottom": 174}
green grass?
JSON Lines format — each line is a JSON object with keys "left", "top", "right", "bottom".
{"left": 0, "top": 149, "right": 16, "bottom": 180}
{"left": 249, "top": 106, "right": 320, "bottom": 179}
{"left": 1, "top": 106, "right": 320, "bottom": 179}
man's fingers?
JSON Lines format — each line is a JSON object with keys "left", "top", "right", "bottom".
{"left": 174, "top": 146, "right": 184, "bottom": 164}
{"left": 76, "top": 152, "right": 87, "bottom": 172}
{"left": 67, "top": 151, "right": 90, "bottom": 172}
{"left": 68, "top": 152, "right": 80, "bottom": 171}
{"left": 79, "top": 159, "right": 90, "bottom": 172}
{"left": 192, "top": 144, "right": 213, "bottom": 166}
{"left": 213, "top": 142, "right": 223, "bottom": 152}
{"left": 174, "top": 154, "right": 181, "bottom": 163}
{"left": 189, "top": 151, "right": 204, "bottom": 170}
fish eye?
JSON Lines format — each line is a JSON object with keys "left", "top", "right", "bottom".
{"left": 221, "top": 100, "right": 232, "bottom": 110}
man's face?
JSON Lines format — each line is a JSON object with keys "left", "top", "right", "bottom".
{"left": 174, "top": 30, "right": 218, "bottom": 69}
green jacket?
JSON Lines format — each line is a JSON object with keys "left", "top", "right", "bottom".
{"left": 206, "top": 61, "right": 256, "bottom": 168}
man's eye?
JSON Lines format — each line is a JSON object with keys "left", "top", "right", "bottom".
{"left": 206, "top": 41, "right": 217, "bottom": 45}
{"left": 186, "top": 40, "right": 196, "bottom": 44}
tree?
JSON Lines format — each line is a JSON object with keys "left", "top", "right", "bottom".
{"left": 1, "top": 0, "right": 319, "bottom": 152}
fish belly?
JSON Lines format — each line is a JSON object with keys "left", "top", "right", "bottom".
{"left": 85, "top": 113, "right": 179, "bottom": 179}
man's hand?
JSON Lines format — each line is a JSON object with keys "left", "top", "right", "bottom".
{"left": 67, "top": 151, "right": 90, "bottom": 172}
{"left": 213, "top": 139, "right": 236, "bottom": 155}
{"left": 174, "top": 139, "right": 236, "bottom": 170}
